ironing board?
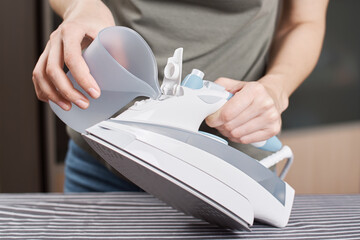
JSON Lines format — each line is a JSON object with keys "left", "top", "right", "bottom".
{"left": 0, "top": 192, "right": 359, "bottom": 239}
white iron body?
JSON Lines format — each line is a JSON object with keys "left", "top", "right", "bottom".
{"left": 49, "top": 27, "right": 295, "bottom": 231}
{"left": 82, "top": 48, "right": 295, "bottom": 231}
{"left": 84, "top": 114, "right": 294, "bottom": 230}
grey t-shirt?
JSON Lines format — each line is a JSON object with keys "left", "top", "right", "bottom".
{"left": 68, "top": 0, "right": 280, "bottom": 165}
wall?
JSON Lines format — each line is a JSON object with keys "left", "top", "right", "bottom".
{"left": 0, "top": 0, "right": 43, "bottom": 192}
{"left": 279, "top": 121, "right": 360, "bottom": 194}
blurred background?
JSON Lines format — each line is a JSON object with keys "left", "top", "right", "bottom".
{"left": 0, "top": 0, "right": 359, "bottom": 194}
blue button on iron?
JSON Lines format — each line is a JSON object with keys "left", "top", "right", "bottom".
{"left": 181, "top": 69, "right": 204, "bottom": 89}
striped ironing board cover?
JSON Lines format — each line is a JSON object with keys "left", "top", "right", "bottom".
{"left": 0, "top": 193, "right": 359, "bottom": 239}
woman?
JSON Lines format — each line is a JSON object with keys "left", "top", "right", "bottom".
{"left": 32, "top": 0, "right": 329, "bottom": 192}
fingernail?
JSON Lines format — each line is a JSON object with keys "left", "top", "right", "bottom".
{"left": 59, "top": 101, "right": 71, "bottom": 111}
{"left": 88, "top": 88, "right": 100, "bottom": 98}
{"left": 75, "top": 99, "right": 89, "bottom": 109}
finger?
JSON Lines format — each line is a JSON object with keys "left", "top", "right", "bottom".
{"left": 33, "top": 43, "right": 71, "bottom": 110}
{"left": 33, "top": 43, "right": 51, "bottom": 101}
{"left": 62, "top": 26, "right": 100, "bottom": 99}
{"left": 35, "top": 76, "right": 71, "bottom": 111}
{"left": 206, "top": 88, "right": 254, "bottom": 127}
{"left": 216, "top": 127, "right": 232, "bottom": 140}
{"left": 229, "top": 114, "right": 281, "bottom": 143}
{"left": 221, "top": 95, "right": 274, "bottom": 132}
{"left": 220, "top": 108, "right": 260, "bottom": 134}
{"left": 229, "top": 117, "right": 266, "bottom": 141}
{"left": 46, "top": 32, "right": 89, "bottom": 109}
{"left": 214, "top": 78, "right": 246, "bottom": 92}
{"left": 234, "top": 130, "right": 276, "bottom": 145}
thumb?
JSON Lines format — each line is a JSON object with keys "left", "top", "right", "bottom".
{"left": 214, "top": 77, "right": 246, "bottom": 93}
{"left": 205, "top": 109, "right": 221, "bottom": 128}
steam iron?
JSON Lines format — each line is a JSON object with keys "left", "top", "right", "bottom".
{"left": 50, "top": 27, "right": 295, "bottom": 231}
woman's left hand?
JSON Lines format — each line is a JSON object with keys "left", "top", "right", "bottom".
{"left": 205, "top": 76, "right": 288, "bottom": 144}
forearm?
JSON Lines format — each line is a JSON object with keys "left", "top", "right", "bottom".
{"left": 49, "top": 0, "right": 114, "bottom": 26}
{"left": 49, "top": 0, "right": 96, "bottom": 18}
{"left": 259, "top": 0, "right": 329, "bottom": 112}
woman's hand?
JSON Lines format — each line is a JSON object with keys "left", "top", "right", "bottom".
{"left": 32, "top": 0, "right": 115, "bottom": 110}
{"left": 205, "top": 76, "right": 289, "bottom": 144}
{"left": 206, "top": 0, "right": 328, "bottom": 145}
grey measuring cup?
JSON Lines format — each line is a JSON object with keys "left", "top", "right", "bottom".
{"left": 50, "top": 26, "right": 161, "bottom": 133}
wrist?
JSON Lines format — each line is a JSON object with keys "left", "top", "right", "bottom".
{"left": 63, "top": 0, "right": 101, "bottom": 19}
{"left": 60, "top": 0, "right": 115, "bottom": 32}
{"left": 258, "top": 74, "right": 290, "bottom": 113}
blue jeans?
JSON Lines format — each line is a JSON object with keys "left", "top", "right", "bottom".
{"left": 64, "top": 140, "right": 143, "bottom": 192}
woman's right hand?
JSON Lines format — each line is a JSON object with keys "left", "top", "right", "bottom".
{"left": 32, "top": 0, "right": 115, "bottom": 110}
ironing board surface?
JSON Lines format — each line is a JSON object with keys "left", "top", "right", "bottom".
{"left": 0, "top": 192, "right": 359, "bottom": 239}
